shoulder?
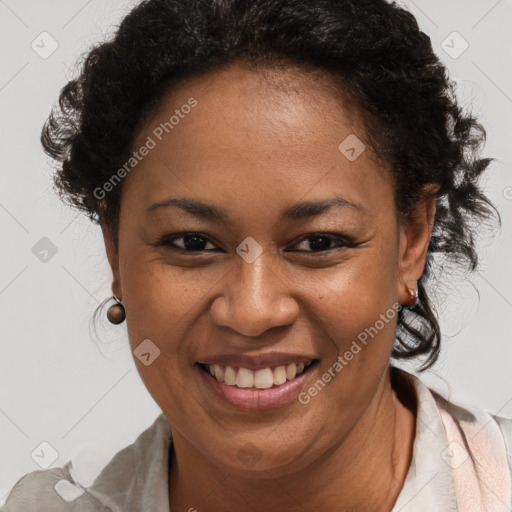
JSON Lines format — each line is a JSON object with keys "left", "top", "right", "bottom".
{"left": 392, "top": 367, "right": 512, "bottom": 510}
{"left": 392, "top": 366, "right": 512, "bottom": 475}
{"left": 430, "top": 382, "right": 512, "bottom": 455}
{"left": 1, "top": 414, "right": 171, "bottom": 512}
{"left": 490, "top": 414, "right": 512, "bottom": 471}
{"left": 0, "top": 465, "right": 81, "bottom": 512}
{"left": 420, "top": 374, "right": 512, "bottom": 506}
{"left": 416, "top": 373, "right": 512, "bottom": 472}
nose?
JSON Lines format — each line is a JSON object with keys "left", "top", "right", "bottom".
{"left": 208, "top": 251, "right": 299, "bottom": 338}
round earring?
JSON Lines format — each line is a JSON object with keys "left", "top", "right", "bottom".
{"left": 407, "top": 286, "right": 419, "bottom": 309}
{"left": 107, "top": 294, "right": 126, "bottom": 324}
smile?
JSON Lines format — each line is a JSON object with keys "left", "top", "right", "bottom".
{"left": 197, "top": 359, "right": 319, "bottom": 409}
{"left": 199, "top": 361, "right": 314, "bottom": 390}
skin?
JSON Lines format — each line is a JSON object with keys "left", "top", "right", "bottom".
{"left": 100, "top": 63, "right": 437, "bottom": 512}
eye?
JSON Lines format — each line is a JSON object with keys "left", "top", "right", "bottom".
{"left": 287, "top": 233, "right": 357, "bottom": 253}
{"left": 155, "top": 232, "right": 219, "bottom": 252}
{"left": 155, "top": 232, "right": 357, "bottom": 254}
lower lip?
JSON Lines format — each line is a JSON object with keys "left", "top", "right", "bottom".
{"left": 198, "top": 364, "right": 317, "bottom": 410}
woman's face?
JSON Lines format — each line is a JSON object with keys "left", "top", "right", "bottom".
{"left": 101, "top": 64, "right": 429, "bottom": 475}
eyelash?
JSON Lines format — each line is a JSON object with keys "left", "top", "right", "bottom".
{"left": 155, "top": 232, "right": 358, "bottom": 254}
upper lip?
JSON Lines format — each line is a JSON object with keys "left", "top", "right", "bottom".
{"left": 197, "top": 352, "right": 318, "bottom": 370}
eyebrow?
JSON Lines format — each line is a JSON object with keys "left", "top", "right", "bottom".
{"left": 146, "top": 196, "right": 365, "bottom": 222}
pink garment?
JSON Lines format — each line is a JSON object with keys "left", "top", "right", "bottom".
{"left": 438, "top": 398, "right": 511, "bottom": 511}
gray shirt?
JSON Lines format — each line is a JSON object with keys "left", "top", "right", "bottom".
{"left": 2, "top": 367, "right": 511, "bottom": 511}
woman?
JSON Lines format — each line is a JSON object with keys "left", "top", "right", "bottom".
{"left": 2, "top": 0, "right": 511, "bottom": 511}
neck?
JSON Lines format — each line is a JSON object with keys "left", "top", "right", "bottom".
{"left": 169, "top": 367, "right": 416, "bottom": 512}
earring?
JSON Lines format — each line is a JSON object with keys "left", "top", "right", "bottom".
{"left": 407, "top": 286, "right": 419, "bottom": 309}
{"left": 107, "top": 294, "right": 126, "bottom": 324}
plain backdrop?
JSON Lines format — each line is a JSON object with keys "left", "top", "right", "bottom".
{"left": 1, "top": 0, "right": 511, "bottom": 503}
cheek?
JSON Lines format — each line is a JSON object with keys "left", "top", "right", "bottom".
{"left": 321, "top": 292, "right": 398, "bottom": 379}
{"left": 308, "top": 267, "right": 399, "bottom": 378}
{"left": 118, "top": 257, "right": 210, "bottom": 399}
{"left": 303, "top": 241, "right": 400, "bottom": 402}
{"left": 122, "top": 257, "right": 202, "bottom": 332}
{"left": 118, "top": 258, "right": 209, "bottom": 418}
{"left": 311, "top": 236, "right": 399, "bottom": 340}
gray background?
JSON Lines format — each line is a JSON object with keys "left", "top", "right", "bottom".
{"left": 1, "top": 0, "right": 511, "bottom": 502}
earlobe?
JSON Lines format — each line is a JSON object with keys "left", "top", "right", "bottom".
{"left": 397, "top": 227, "right": 420, "bottom": 307}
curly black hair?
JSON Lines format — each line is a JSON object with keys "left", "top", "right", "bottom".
{"left": 41, "top": 0, "right": 500, "bottom": 370}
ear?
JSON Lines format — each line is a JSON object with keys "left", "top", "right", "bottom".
{"left": 99, "top": 204, "right": 122, "bottom": 299}
{"left": 397, "top": 184, "right": 439, "bottom": 305}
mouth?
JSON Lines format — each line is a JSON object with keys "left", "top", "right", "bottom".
{"left": 198, "top": 361, "right": 315, "bottom": 389}
{"left": 196, "top": 359, "right": 320, "bottom": 409}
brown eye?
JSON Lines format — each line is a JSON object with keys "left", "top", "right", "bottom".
{"left": 156, "top": 233, "right": 218, "bottom": 252}
{"left": 289, "top": 233, "right": 357, "bottom": 253}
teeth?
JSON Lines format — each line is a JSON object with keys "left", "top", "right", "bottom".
{"left": 286, "top": 363, "right": 297, "bottom": 381}
{"left": 272, "top": 366, "right": 287, "bottom": 385}
{"left": 224, "top": 366, "right": 237, "bottom": 386}
{"left": 214, "top": 364, "right": 225, "bottom": 382}
{"left": 236, "top": 367, "right": 254, "bottom": 388}
{"left": 205, "top": 361, "right": 313, "bottom": 389}
{"left": 254, "top": 368, "right": 274, "bottom": 389}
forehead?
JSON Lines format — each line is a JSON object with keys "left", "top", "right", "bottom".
{"left": 123, "top": 63, "right": 393, "bottom": 220}
{"left": 138, "top": 63, "right": 361, "bottom": 148}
